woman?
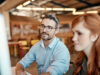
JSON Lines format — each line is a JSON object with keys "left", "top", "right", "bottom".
{"left": 66, "top": 14, "right": 100, "bottom": 75}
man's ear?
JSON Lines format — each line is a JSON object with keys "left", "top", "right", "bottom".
{"left": 90, "top": 34, "right": 98, "bottom": 42}
{"left": 55, "top": 28, "right": 59, "bottom": 34}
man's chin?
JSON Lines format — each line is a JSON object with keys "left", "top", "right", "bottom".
{"left": 43, "top": 38, "right": 50, "bottom": 41}
{"left": 42, "top": 37, "right": 52, "bottom": 41}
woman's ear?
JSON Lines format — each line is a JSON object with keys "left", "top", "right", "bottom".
{"left": 90, "top": 34, "right": 98, "bottom": 42}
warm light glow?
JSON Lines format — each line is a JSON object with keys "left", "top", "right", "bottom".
{"left": 16, "top": 6, "right": 76, "bottom": 12}
{"left": 16, "top": 5, "right": 23, "bottom": 9}
{"left": 32, "top": 8, "right": 45, "bottom": 10}
{"left": 31, "top": 0, "right": 35, "bottom": 1}
{"left": 52, "top": 8, "right": 64, "bottom": 11}
{"left": 73, "top": 11, "right": 85, "bottom": 15}
{"left": 23, "top": 1, "right": 31, "bottom": 6}
{"left": 17, "top": 7, "right": 46, "bottom": 11}
{"left": 16, "top": 1, "right": 99, "bottom": 15}
{"left": 17, "top": 7, "right": 32, "bottom": 11}
{"left": 86, "top": 11, "right": 98, "bottom": 14}
{"left": 12, "top": 12, "right": 18, "bottom": 15}
{"left": 45, "top": 8, "right": 52, "bottom": 11}
{"left": 64, "top": 8, "right": 76, "bottom": 11}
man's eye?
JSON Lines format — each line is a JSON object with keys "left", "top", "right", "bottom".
{"left": 42, "top": 25, "right": 45, "bottom": 28}
{"left": 48, "top": 26, "right": 53, "bottom": 29}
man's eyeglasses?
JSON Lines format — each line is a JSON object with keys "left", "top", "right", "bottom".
{"left": 38, "top": 25, "right": 56, "bottom": 31}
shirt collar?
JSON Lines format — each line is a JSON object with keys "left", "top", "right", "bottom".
{"left": 40, "top": 40, "right": 45, "bottom": 48}
{"left": 48, "top": 37, "right": 58, "bottom": 49}
{"left": 40, "top": 37, "right": 58, "bottom": 49}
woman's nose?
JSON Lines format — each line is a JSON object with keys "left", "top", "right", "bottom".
{"left": 72, "top": 34, "right": 77, "bottom": 42}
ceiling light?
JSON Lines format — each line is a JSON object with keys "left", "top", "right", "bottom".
{"left": 45, "top": 8, "right": 52, "bottom": 11}
{"left": 52, "top": 8, "right": 64, "bottom": 11}
{"left": 23, "top": 1, "right": 31, "bottom": 6}
{"left": 16, "top": 5, "right": 23, "bottom": 9}
{"left": 32, "top": 8, "right": 45, "bottom": 11}
{"left": 31, "top": 0, "right": 35, "bottom": 1}
{"left": 73, "top": 11, "right": 85, "bottom": 15}
{"left": 86, "top": 11, "right": 98, "bottom": 14}
{"left": 17, "top": 7, "right": 46, "bottom": 11}
{"left": 16, "top": 6, "right": 77, "bottom": 12}
{"left": 64, "top": 8, "right": 76, "bottom": 11}
{"left": 17, "top": 7, "right": 31, "bottom": 11}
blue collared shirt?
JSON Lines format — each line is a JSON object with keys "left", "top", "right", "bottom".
{"left": 19, "top": 37, "right": 70, "bottom": 75}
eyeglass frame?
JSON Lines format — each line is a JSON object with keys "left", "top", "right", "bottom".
{"left": 38, "top": 24, "right": 57, "bottom": 31}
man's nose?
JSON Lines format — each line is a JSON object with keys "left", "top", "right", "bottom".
{"left": 43, "top": 27, "right": 48, "bottom": 32}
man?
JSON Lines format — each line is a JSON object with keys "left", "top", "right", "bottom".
{"left": 16, "top": 14, "right": 70, "bottom": 75}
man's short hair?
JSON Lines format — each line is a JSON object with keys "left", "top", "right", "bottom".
{"left": 42, "top": 14, "right": 60, "bottom": 28}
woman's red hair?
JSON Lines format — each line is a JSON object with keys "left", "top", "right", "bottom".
{"left": 72, "top": 14, "right": 100, "bottom": 75}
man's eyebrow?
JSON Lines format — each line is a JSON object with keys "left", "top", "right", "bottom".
{"left": 41, "top": 24, "right": 52, "bottom": 27}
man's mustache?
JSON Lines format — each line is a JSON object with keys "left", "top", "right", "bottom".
{"left": 41, "top": 32, "right": 48, "bottom": 35}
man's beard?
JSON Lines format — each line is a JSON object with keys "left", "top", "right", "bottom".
{"left": 40, "top": 32, "right": 52, "bottom": 41}
{"left": 43, "top": 37, "right": 51, "bottom": 41}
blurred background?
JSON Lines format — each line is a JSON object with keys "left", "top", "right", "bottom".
{"left": 0, "top": 0, "right": 100, "bottom": 75}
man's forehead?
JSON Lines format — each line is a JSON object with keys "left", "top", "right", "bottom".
{"left": 41, "top": 18, "right": 56, "bottom": 26}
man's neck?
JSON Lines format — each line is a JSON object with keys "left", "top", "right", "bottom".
{"left": 43, "top": 37, "right": 55, "bottom": 48}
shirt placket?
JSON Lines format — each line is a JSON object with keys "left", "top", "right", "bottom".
{"left": 41, "top": 48, "right": 48, "bottom": 73}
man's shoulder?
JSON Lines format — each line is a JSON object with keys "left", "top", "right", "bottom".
{"left": 32, "top": 40, "right": 41, "bottom": 46}
{"left": 57, "top": 39, "right": 67, "bottom": 48}
{"left": 30, "top": 40, "right": 41, "bottom": 49}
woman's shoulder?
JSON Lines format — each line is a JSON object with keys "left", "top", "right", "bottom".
{"left": 64, "top": 57, "right": 88, "bottom": 75}
{"left": 64, "top": 63, "right": 77, "bottom": 75}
